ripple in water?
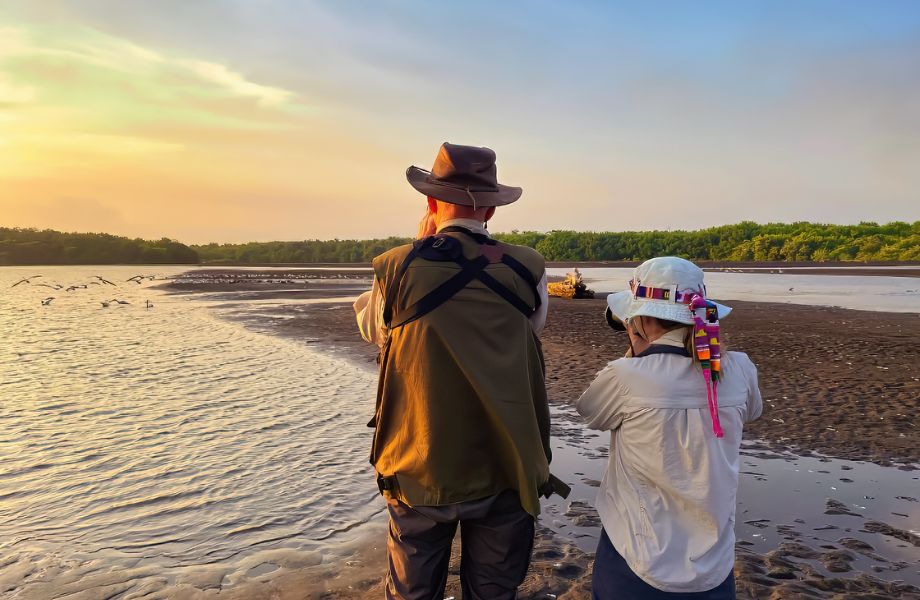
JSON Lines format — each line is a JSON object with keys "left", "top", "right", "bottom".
{"left": 0, "top": 267, "right": 384, "bottom": 597}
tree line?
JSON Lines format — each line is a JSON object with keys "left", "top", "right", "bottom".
{"left": 0, "top": 228, "right": 198, "bottom": 265}
{"left": 1, "top": 221, "right": 917, "bottom": 265}
{"left": 195, "top": 221, "right": 919, "bottom": 263}
{"left": 495, "top": 221, "right": 920, "bottom": 262}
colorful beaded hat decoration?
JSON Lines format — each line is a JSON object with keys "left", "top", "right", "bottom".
{"left": 689, "top": 294, "right": 723, "bottom": 438}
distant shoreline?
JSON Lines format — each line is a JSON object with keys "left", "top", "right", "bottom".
{"left": 175, "top": 261, "right": 920, "bottom": 278}
{"left": 4, "top": 260, "right": 920, "bottom": 279}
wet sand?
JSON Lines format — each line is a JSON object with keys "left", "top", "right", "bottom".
{"left": 163, "top": 276, "right": 920, "bottom": 599}
{"left": 542, "top": 298, "right": 920, "bottom": 466}
{"left": 255, "top": 294, "right": 919, "bottom": 466}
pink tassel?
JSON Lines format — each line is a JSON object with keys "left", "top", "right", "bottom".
{"left": 690, "top": 294, "right": 724, "bottom": 438}
{"left": 706, "top": 371, "right": 723, "bottom": 438}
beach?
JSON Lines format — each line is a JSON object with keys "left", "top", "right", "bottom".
{"left": 2, "top": 265, "right": 916, "bottom": 599}
{"left": 162, "top": 269, "right": 919, "bottom": 599}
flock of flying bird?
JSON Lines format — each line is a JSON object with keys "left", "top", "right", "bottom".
{"left": 11, "top": 274, "right": 157, "bottom": 308}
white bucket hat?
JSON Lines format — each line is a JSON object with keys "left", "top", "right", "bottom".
{"left": 606, "top": 256, "right": 731, "bottom": 326}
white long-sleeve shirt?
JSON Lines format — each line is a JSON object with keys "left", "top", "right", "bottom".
{"left": 354, "top": 219, "right": 548, "bottom": 347}
{"left": 576, "top": 329, "right": 763, "bottom": 593}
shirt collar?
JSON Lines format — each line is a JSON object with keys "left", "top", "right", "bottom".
{"left": 651, "top": 328, "right": 688, "bottom": 348}
{"left": 437, "top": 218, "right": 490, "bottom": 237}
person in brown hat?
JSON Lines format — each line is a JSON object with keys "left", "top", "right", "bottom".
{"left": 354, "top": 142, "right": 568, "bottom": 599}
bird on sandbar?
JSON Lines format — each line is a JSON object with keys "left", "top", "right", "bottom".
{"left": 41, "top": 297, "right": 54, "bottom": 306}
{"left": 100, "top": 300, "right": 111, "bottom": 308}
{"left": 11, "top": 275, "right": 42, "bottom": 287}
{"left": 145, "top": 299, "right": 153, "bottom": 309}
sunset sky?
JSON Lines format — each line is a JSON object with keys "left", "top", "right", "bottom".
{"left": 1, "top": 1, "right": 919, "bottom": 243}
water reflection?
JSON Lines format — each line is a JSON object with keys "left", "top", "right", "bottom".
{"left": 0, "top": 266, "right": 384, "bottom": 598}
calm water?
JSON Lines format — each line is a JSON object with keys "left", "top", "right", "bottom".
{"left": 1, "top": 266, "right": 917, "bottom": 597}
{"left": 543, "top": 403, "right": 920, "bottom": 585}
{"left": 0, "top": 266, "right": 383, "bottom": 598}
{"left": 549, "top": 267, "right": 920, "bottom": 313}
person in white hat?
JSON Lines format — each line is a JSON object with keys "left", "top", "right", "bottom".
{"left": 577, "top": 256, "right": 763, "bottom": 599}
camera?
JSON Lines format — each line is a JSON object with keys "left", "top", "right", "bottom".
{"left": 605, "top": 307, "right": 626, "bottom": 331}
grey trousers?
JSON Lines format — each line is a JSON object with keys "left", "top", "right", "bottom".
{"left": 385, "top": 490, "right": 535, "bottom": 600}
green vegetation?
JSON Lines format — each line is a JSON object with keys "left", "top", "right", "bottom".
{"left": 193, "top": 237, "right": 412, "bottom": 264}
{"left": 0, "top": 228, "right": 198, "bottom": 265}
{"left": 1, "top": 221, "right": 917, "bottom": 265}
{"left": 496, "top": 221, "right": 920, "bottom": 262}
{"left": 192, "top": 221, "right": 920, "bottom": 263}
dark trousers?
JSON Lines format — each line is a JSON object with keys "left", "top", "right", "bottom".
{"left": 592, "top": 529, "right": 736, "bottom": 600}
{"left": 385, "top": 490, "right": 535, "bottom": 600}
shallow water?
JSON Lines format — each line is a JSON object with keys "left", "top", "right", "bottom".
{"left": 0, "top": 266, "right": 383, "bottom": 598}
{"left": 543, "top": 403, "right": 920, "bottom": 585}
{"left": 549, "top": 267, "right": 920, "bottom": 313}
{"left": 1, "top": 266, "right": 917, "bottom": 597}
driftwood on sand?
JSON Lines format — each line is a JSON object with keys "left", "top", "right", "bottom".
{"left": 548, "top": 268, "right": 595, "bottom": 299}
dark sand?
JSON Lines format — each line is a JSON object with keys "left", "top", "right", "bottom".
{"left": 163, "top": 275, "right": 920, "bottom": 599}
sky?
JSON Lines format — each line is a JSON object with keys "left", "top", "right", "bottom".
{"left": 1, "top": 1, "right": 919, "bottom": 243}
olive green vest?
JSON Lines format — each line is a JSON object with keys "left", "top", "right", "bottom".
{"left": 370, "top": 231, "right": 550, "bottom": 516}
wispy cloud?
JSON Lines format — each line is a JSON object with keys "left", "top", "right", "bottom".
{"left": 180, "top": 59, "right": 293, "bottom": 107}
{"left": 0, "top": 22, "right": 303, "bottom": 177}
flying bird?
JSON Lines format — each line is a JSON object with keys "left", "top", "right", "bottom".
{"left": 12, "top": 275, "right": 42, "bottom": 287}
{"left": 65, "top": 284, "right": 88, "bottom": 292}
{"left": 93, "top": 276, "right": 116, "bottom": 286}
{"left": 41, "top": 297, "right": 54, "bottom": 306}
{"left": 35, "top": 283, "right": 63, "bottom": 290}
{"left": 126, "top": 275, "right": 148, "bottom": 284}
{"left": 111, "top": 299, "right": 130, "bottom": 305}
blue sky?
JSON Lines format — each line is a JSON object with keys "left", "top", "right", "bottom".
{"left": 1, "top": 1, "right": 918, "bottom": 242}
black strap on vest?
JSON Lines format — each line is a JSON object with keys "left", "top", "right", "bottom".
{"left": 440, "top": 225, "right": 496, "bottom": 245}
{"left": 377, "top": 473, "right": 398, "bottom": 494}
{"left": 390, "top": 253, "right": 490, "bottom": 329}
{"left": 539, "top": 473, "right": 572, "bottom": 500}
{"left": 635, "top": 345, "right": 691, "bottom": 358}
{"left": 382, "top": 229, "right": 541, "bottom": 329}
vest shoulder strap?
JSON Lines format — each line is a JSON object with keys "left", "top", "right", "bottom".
{"left": 381, "top": 231, "right": 541, "bottom": 329}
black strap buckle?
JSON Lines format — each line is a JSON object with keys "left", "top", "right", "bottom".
{"left": 377, "top": 473, "right": 398, "bottom": 494}
{"left": 539, "top": 473, "right": 571, "bottom": 499}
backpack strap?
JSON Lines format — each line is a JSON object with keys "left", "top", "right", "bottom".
{"left": 499, "top": 254, "right": 542, "bottom": 312}
{"left": 382, "top": 230, "right": 542, "bottom": 329}
{"left": 389, "top": 254, "right": 490, "bottom": 329}
{"left": 439, "top": 225, "right": 496, "bottom": 245}
{"left": 382, "top": 245, "right": 419, "bottom": 326}
{"left": 477, "top": 270, "right": 538, "bottom": 317}
{"left": 441, "top": 226, "right": 542, "bottom": 314}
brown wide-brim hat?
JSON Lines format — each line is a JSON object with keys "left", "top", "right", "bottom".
{"left": 406, "top": 142, "right": 522, "bottom": 207}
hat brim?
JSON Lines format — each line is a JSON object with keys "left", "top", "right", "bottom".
{"left": 606, "top": 290, "right": 731, "bottom": 326}
{"left": 406, "top": 166, "right": 522, "bottom": 207}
